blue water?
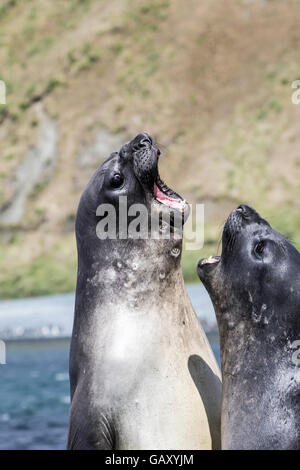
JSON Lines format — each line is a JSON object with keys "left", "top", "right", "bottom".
{"left": 0, "top": 287, "right": 220, "bottom": 450}
{"left": 0, "top": 339, "right": 70, "bottom": 450}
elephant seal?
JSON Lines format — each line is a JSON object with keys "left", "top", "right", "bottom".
{"left": 198, "top": 204, "right": 300, "bottom": 450}
{"left": 68, "top": 133, "right": 221, "bottom": 450}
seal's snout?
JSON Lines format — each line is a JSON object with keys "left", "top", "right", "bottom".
{"left": 197, "top": 256, "right": 220, "bottom": 280}
{"left": 225, "top": 204, "right": 258, "bottom": 235}
{"left": 123, "top": 132, "right": 189, "bottom": 226}
{"left": 222, "top": 204, "right": 270, "bottom": 256}
{"left": 224, "top": 209, "right": 243, "bottom": 236}
{"left": 234, "top": 204, "right": 269, "bottom": 227}
{"left": 235, "top": 204, "right": 258, "bottom": 220}
{"left": 236, "top": 204, "right": 252, "bottom": 217}
{"left": 135, "top": 133, "right": 153, "bottom": 148}
{"left": 130, "top": 132, "right": 155, "bottom": 152}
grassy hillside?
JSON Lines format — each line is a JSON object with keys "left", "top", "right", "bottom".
{"left": 0, "top": 0, "right": 300, "bottom": 298}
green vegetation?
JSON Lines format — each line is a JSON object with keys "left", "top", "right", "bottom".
{"left": 0, "top": 236, "right": 77, "bottom": 299}
{"left": 0, "top": 0, "right": 19, "bottom": 19}
{"left": 0, "top": 253, "right": 76, "bottom": 299}
{"left": 28, "top": 183, "right": 48, "bottom": 200}
{"left": 111, "top": 42, "right": 125, "bottom": 54}
{"left": 27, "top": 36, "right": 54, "bottom": 57}
{"left": 182, "top": 250, "right": 201, "bottom": 283}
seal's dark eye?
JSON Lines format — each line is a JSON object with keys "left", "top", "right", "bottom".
{"left": 255, "top": 241, "right": 265, "bottom": 256}
{"left": 110, "top": 173, "right": 124, "bottom": 188}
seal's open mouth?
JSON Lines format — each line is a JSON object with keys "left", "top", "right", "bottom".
{"left": 197, "top": 255, "right": 220, "bottom": 282}
{"left": 128, "top": 132, "right": 189, "bottom": 221}
{"left": 199, "top": 256, "right": 220, "bottom": 266}
{"left": 154, "top": 175, "right": 186, "bottom": 212}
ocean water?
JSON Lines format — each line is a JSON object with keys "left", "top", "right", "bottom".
{"left": 0, "top": 339, "right": 70, "bottom": 450}
{"left": 0, "top": 287, "right": 220, "bottom": 450}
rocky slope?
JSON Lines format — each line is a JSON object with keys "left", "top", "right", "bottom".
{"left": 0, "top": 0, "right": 300, "bottom": 298}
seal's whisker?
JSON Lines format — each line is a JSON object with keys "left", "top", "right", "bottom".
{"left": 155, "top": 141, "right": 168, "bottom": 156}
{"left": 283, "top": 235, "right": 295, "bottom": 246}
{"left": 278, "top": 239, "right": 288, "bottom": 253}
{"left": 228, "top": 233, "right": 236, "bottom": 252}
{"left": 216, "top": 219, "right": 227, "bottom": 255}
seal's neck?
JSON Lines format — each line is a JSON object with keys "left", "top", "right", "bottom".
{"left": 75, "top": 237, "right": 188, "bottom": 318}
{"left": 218, "top": 315, "right": 300, "bottom": 449}
{"left": 219, "top": 318, "right": 294, "bottom": 378}
{"left": 78, "top": 236, "right": 181, "bottom": 275}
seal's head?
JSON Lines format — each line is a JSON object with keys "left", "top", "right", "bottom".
{"left": 198, "top": 205, "right": 300, "bottom": 449}
{"left": 75, "top": 133, "right": 190, "bottom": 285}
{"left": 198, "top": 204, "right": 300, "bottom": 331}
{"left": 76, "top": 132, "right": 189, "bottom": 242}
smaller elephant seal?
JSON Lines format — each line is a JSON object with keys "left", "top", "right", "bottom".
{"left": 198, "top": 204, "right": 300, "bottom": 450}
{"left": 68, "top": 133, "right": 221, "bottom": 450}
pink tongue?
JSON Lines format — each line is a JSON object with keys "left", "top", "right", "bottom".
{"left": 154, "top": 184, "right": 184, "bottom": 211}
{"left": 202, "top": 256, "right": 219, "bottom": 265}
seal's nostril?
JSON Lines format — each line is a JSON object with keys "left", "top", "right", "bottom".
{"left": 236, "top": 204, "right": 248, "bottom": 214}
{"left": 138, "top": 135, "right": 152, "bottom": 148}
{"left": 236, "top": 204, "right": 256, "bottom": 220}
{"left": 131, "top": 133, "right": 154, "bottom": 152}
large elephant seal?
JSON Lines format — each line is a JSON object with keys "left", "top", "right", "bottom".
{"left": 198, "top": 204, "right": 300, "bottom": 450}
{"left": 68, "top": 133, "right": 221, "bottom": 450}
